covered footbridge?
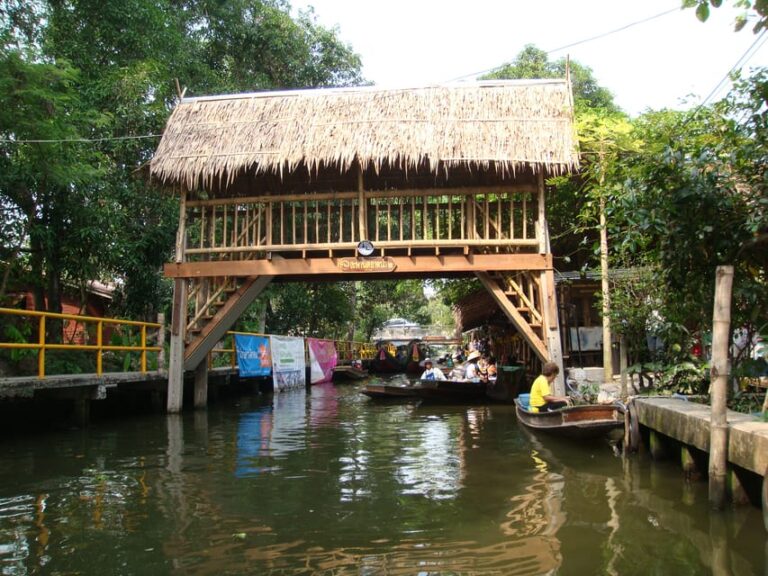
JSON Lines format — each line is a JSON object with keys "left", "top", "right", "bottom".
{"left": 149, "top": 79, "right": 580, "bottom": 412}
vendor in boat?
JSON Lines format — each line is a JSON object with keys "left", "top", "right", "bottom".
{"left": 420, "top": 358, "right": 447, "bottom": 381}
{"left": 529, "top": 362, "right": 572, "bottom": 412}
{"left": 463, "top": 350, "right": 482, "bottom": 381}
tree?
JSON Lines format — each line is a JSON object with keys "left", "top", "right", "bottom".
{"left": 596, "top": 68, "right": 768, "bottom": 391}
{"left": 0, "top": 50, "right": 108, "bottom": 322}
{"left": 482, "top": 44, "right": 620, "bottom": 113}
{"left": 0, "top": 0, "right": 365, "bottom": 323}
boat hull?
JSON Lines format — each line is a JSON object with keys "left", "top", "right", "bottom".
{"left": 514, "top": 400, "right": 625, "bottom": 439}
{"left": 332, "top": 365, "right": 369, "bottom": 381}
{"left": 362, "top": 379, "right": 486, "bottom": 402}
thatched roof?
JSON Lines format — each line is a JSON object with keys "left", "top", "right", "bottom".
{"left": 150, "top": 80, "right": 578, "bottom": 193}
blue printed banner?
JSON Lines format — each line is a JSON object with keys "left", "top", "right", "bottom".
{"left": 234, "top": 334, "right": 272, "bottom": 377}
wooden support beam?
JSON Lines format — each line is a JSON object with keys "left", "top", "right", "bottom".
{"left": 476, "top": 271, "right": 549, "bottom": 362}
{"left": 166, "top": 253, "right": 552, "bottom": 278}
{"left": 184, "top": 275, "right": 273, "bottom": 370}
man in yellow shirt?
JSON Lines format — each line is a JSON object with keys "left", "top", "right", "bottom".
{"left": 529, "top": 362, "right": 571, "bottom": 413}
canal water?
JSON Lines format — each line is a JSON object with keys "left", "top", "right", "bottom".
{"left": 0, "top": 377, "right": 764, "bottom": 575}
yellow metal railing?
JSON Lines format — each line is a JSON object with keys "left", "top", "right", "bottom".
{"left": 209, "top": 332, "right": 377, "bottom": 368}
{"left": 0, "top": 307, "right": 164, "bottom": 378}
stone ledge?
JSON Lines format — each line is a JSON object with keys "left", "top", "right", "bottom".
{"left": 634, "top": 397, "right": 768, "bottom": 476}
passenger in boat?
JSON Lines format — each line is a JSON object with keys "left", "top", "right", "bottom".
{"left": 420, "top": 358, "right": 447, "bottom": 381}
{"left": 487, "top": 357, "right": 498, "bottom": 382}
{"left": 463, "top": 350, "right": 482, "bottom": 381}
{"left": 476, "top": 353, "right": 490, "bottom": 383}
{"left": 529, "top": 362, "right": 571, "bottom": 412}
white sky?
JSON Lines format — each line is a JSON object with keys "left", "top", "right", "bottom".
{"left": 293, "top": 0, "right": 768, "bottom": 116}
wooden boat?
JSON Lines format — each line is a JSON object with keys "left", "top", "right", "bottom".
{"left": 369, "top": 342, "right": 408, "bottom": 373}
{"left": 514, "top": 394, "right": 625, "bottom": 439}
{"left": 332, "top": 365, "right": 369, "bottom": 381}
{"left": 361, "top": 384, "right": 423, "bottom": 399}
{"left": 361, "top": 379, "right": 486, "bottom": 402}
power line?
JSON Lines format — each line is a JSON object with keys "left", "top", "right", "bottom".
{"left": 686, "top": 28, "right": 768, "bottom": 122}
{"left": 545, "top": 7, "right": 680, "bottom": 55}
{"left": 0, "top": 133, "right": 162, "bottom": 144}
{"left": 444, "top": 6, "right": 681, "bottom": 82}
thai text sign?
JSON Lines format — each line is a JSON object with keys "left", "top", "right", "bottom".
{"left": 234, "top": 334, "right": 272, "bottom": 377}
{"left": 270, "top": 335, "right": 306, "bottom": 391}
{"left": 338, "top": 257, "right": 396, "bottom": 272}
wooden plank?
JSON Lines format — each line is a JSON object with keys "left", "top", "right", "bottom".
{"left": 166, "top": 253, "right": 553, "bottom": 278}
{"left": 504, "top": 275, "right": 543, "bottom": 325}
{"left": 476, "top": 271, "right": 549, "bottom": 362}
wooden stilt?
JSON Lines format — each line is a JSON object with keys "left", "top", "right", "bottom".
{"left": 194, "top": 360, "right": 208, "bottom": 409}
{"left": 167, "top": 278, "right": 187, "bottom": 413}
{"left": 709, "top": 265, "right": 734, "bottom": 509}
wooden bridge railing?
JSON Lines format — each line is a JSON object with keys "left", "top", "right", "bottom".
{"left": 0, "top": 307, "right": 164, "bottom": 378}
{"left": 184, "top": 187, "right": 540, "bottom": 258}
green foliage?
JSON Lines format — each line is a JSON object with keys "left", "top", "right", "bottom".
{"left": 683, "top": 0, "right": 768, "bottom": 33}
{"left": 482, "top": 44, "right": 620, "bottom": 113}
{"left": 1, "top": 0, "right": 365, "bottom": 321}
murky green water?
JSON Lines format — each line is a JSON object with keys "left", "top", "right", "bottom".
{"left": 0, "top": 378, "right": 764, "bottom": 575}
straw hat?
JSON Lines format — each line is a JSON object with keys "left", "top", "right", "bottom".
{"left": 467, "top": 350, "right": 481, "bottom": 362}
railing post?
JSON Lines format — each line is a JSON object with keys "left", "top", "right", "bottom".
{"left": 96, "top": 320, "right": 103, "bottom": 375}
{"left": 140, "top": 324, "right": 147, "bottom": 373}
{"left": 157, "top": 313, "right": 166, "bottom": 371}
{"left": 38, "top": 315, "right": 46, "bottom": 378}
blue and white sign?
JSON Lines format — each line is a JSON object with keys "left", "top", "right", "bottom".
{"left": 234, "top": 334, "right": 272, "bottom": 377}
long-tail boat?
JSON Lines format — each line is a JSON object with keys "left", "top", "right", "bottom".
{"left": 514, "top": 393, "right": 625, "bottom": 439}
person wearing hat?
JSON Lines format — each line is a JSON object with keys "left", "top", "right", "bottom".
{"left": 420, "top": 358, "right": 447, "bottom": 381}
{"left": 463, "top": 350, "right": 482, "bottom": 380}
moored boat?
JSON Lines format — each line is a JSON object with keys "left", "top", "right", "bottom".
{"left": 332, "top": 365, "right": 369, "bottom": 381}
{"left": 361, "top": 379, "right": 486, "bottom": 402}
{"left": 514, "top": 394, "right": 625, "bottom": 439}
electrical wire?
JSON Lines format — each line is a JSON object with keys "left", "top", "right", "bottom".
{"left": 684, "top": 28, "right": 768, "bottom": 123}
{"left": 0, "top": 133, "right": 163, "bottom": 144}
{"left": 444, "top": 6, "right": 681, "bottom": 82}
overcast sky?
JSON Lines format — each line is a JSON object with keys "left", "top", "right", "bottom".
{"left": 293, "top": 0, "right": 768, "bottom": 116}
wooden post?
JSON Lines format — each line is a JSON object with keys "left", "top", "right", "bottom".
{"left": 193, "top": 360, "right": 208, "bottom": 409}
{"left": 167, "top": 279, "right": 187, "bottom": 413}
{"left": 619, "top": 333, "right": 628, "bottom": 398}
{"left": 357, "top": 162, "right": 367, "bottom": 241}
{"left": 536, "top": 172, "right": 565, "bottom": 394}
{"left": 649, "top": 430, "right": 668, "bottom": 460}
{"left": 681, "top": 445, "right": 702, "bottom": 481}
{"left": 167, "top": 189, "right": 188, "bottom": 414}
{"left": 709, "top": 265, "right": 733, "bottom": 509}
{"left": 762, "top": 465, "right": 767, "bottom": 532}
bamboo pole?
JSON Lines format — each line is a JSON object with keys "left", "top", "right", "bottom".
{"left": 709, "top": 265, "right": 734, "bottom": 510}
{"left": 598, "top": 153, "right": 614, "bottom": 382}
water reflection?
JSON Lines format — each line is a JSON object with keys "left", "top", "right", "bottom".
{"left": 0, "top": 383, "right": 765, "bottom": 575}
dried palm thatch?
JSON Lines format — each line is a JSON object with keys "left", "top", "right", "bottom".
{"left": 150, "top": 79, "right": 579, "bottom": 192}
